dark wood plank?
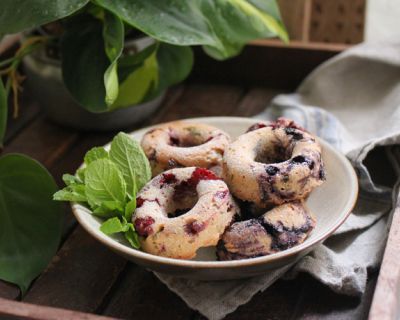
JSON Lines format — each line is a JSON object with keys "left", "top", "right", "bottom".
{"left": 0, "top": 297, "right": 116, "bottom": 320}
{"left": 4, "top": 95, "right": 42, "bottom": 145}
{"left": 101, "top": 264, "right": 194, "bottom": 320}
{"left": 23, "top": 227, "right": 126, "bottom": 313}
{"left": 3, "top": 115, "right": 79, "bottom": 168}
{"left": 232, "top": 87, "right": 286, "bottom": 117}
{"left": 152, "top": 84, "right": 245, "bottom": 123}
{"left": 0, "top": 282, "right": 20, "bottom": 301}
{"left": 369, "top": 191, "right": 400, "bottom": 320}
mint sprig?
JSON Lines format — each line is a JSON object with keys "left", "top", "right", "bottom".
{"left": 53, "top": 132, "right": 151, "bottom": 249}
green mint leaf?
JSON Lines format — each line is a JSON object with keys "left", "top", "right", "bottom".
{"left": 92, "top": 200, "right": 125, "bottom": 219}
{"left": 62, "top": 173, "right": 82, "bottom": 186}
{"left": 124, "top": 224, "right": 140, "bottom": 249}
{"left": 84, "top": 147, "right": 109, "bottom": 165}
{"left": 53, "top": 186, "right": 87, "bottom": 203}
{"left": 85, "top": 158, "right": 126, "bottom": 208}
{"left": 109, "top": 132, "right": 151, "bottom": 196}
{"left": 76, "top": 167, "right": 86, "bottom": 183}
{"left": 124, "top": 198, "right": 136, "bottom": 221}
{"left": 100, "top": 216, "right": 130, "bottom": 235}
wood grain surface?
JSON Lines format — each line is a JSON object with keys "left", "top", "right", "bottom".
{"left": 369, "top": 189, "right": 400, "bottom": 320}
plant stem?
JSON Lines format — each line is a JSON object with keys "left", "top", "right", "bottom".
{"left": 0, "top": 57, "right": 15, "bottom": 68}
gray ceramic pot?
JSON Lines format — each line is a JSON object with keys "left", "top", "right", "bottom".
{"left": 22, "top": 37, "right": 165, "bottom": 131}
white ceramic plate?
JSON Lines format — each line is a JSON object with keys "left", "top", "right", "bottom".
{"left": 72, "top": 117, "right": 358, "bottom": 280}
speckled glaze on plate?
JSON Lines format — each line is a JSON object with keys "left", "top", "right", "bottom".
{"left": 72, "top": 117, "right": 358, "bottom": 281}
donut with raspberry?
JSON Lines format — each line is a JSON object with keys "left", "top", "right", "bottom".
{"left": 133, "top": 167, "right": 239, "bottom": 259}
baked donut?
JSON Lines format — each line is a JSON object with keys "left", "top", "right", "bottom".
{"left": 217, "top": 201, "right": 315, "bottom": 260}
{"left": 141, "top": 121, "right": 230, "bottom": 176}
{"left": 223, "top": 118, "right": 325, "bottom": 207}
{"left": 133, "top": 167, "right": 239, "bottom": 259}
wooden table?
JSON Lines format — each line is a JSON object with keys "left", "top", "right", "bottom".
{"left": 0, "top": 43, "right": 396, "bottom": 320}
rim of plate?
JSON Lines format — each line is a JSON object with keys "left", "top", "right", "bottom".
{"left": 72, "top": 116, "right": 359, "bottom": 269}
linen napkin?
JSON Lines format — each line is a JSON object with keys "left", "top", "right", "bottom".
{"left": 155, "top": 41, "right": 400, "bottom": 320}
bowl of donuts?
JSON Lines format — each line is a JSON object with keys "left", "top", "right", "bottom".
{"left": 72, "top": 117, "right": 358, "bottom": 280}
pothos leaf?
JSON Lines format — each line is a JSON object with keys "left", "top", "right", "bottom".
{"left": 103, "top": 11, "right": 124, "bottom": 106}
{"left": 61, "top": 14, "right": 109, "bottom": 113}
{"left": 95, "top": 0, "right": 287, "bottom": 60}
{"left": 149, "top": 43, "right": 193, "bottom": 100}
{"left": 0, "top": 0, "right": 89, "bottom": 36}
{"left": 0, "top": 154, "right": 63, "bottom": 294}
{"left": 111, "top": 48, "right": 159, "bottom": 109}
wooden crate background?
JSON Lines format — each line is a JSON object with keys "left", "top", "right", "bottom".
{"left": 277, "top": 0, "right": 366, "bottom": 45}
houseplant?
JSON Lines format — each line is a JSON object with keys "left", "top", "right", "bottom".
{"left": 0, "top": 0, "right": 287, "bottom": 133}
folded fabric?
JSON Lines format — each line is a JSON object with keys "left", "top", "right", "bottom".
{"left": 156, "top": 41, "right": 400, "bottom": 320}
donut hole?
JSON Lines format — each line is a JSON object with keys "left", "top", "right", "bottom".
{"left": 166, "top": 183, "right": 199, "bottom": 218}
{"left": 255, "top": 143, "right": 291, "bottom": 165}
{"left": 168, "top": 127, "right": 211, "bottom": 148}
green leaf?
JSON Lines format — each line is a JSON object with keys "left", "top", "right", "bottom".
{"left": 84, "top": 147, "right": 109, "bottom": 165}
{"left": 61, "top": 15, "right": 109, "bottom": 113}
{"left": 103, "top": 11, "right": 124, "bottom": 106}
{"left": 85, "top": 158, "right": 126, "bottom": 208}
{"left": 117, "top": 43, "right": 158, "bottom": 83}
{"left": 124, "top": 198, "right": 136, "bottom": 221}
{"left": 109, "top": 132, "right": 151, "bottom": 195}
{"left": 53, "top": 184, "right": 87, "bottom": 203}
{"left": 0, "top": 154, "right": 63, "bottom": 294}
{"left": 92, "top": 200, "right": 124, "bottom": 218}
{"left": 96, "top": 0, "right": 287, "bottom": 59}
{"left": 100, "top": 216, "right": 129, "bottom": 235}
{"left": 112, "top": 48, "right": 158, "bottom": 108}
{"left": 62, "top": 173, "right": 82, "bottom": 186}
{"left": 150, "top": 44, "right": 193, "bottom": 99}
{"left": 113, "top": 43, "right": 193, "bottom": 106}
{"left": 0, "top": 0, "right": 89, "bottom": 36}
{"left": 76, "top": 167, "right": 86, "bottom": 183}
{"left": 124, "top": 224, "right": 140, "bottom": 249}
{"left": 0, "top": 78, "right": 7, "bottom": 147}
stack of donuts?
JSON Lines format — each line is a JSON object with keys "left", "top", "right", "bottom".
{"left": 133, "top": 118, "right": 325, "bottom": 260}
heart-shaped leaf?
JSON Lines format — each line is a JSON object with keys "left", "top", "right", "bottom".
{"left": 0, "top": 0, "right": 89, "bottom": 36}
{"left": 103, "top": 11, "right": 124, "bottom": 106}
{"left": 0, "top": 154, "right": 63, "bottom": 294}
{"left": 61, "top": 15, "right": 110, "bottom": 112}
{"left": 96, "top": 0, "right": 287, "bottom": 59}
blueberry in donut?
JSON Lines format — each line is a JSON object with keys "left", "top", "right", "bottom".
{"left": 217, "top": 201, "right": 315, "bottom": 260}
{"left": 223, "top": 118, "right": 325, "bottom": 207}
{"left": 133, "top": 167, "right": 239, "bottom": 259}
{"left": 141, "top": 121, "right": 230, "bottom": 177}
